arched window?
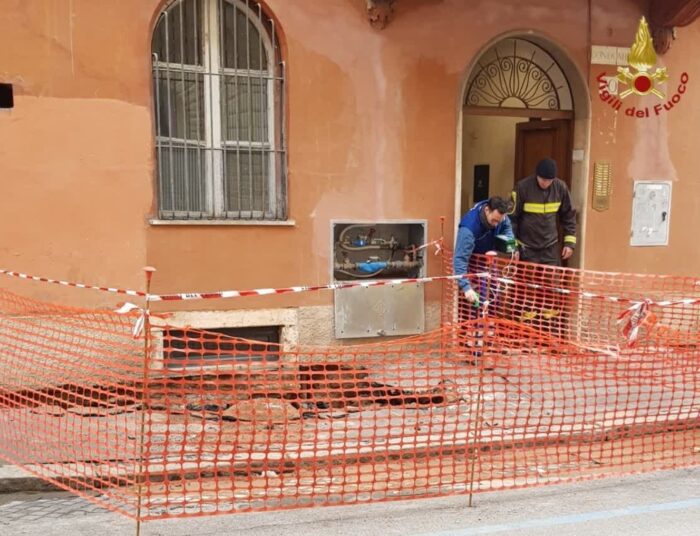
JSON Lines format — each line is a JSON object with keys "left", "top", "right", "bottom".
{"left": 152, "top": 0, "right": 286, "bottom": 220}
{"left": 465, "top": 39, "right": 573, "bottom": 111}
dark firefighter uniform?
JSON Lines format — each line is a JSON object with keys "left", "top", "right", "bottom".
{"left": 510, "top": 175, "right": 577, "bottom": 266}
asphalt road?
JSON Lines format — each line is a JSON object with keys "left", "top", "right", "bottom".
{"left": 0, "top": 467, "right": 698, "bottom": 536}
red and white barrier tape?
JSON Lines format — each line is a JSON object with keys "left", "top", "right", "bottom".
{"left": 5, "top": 263, "right": 693, "bottom": 345}
{"left": 490, "top": 274, "right": 700, "bottom": 308}
{"left": 616, "top": 299, "right": 656, "bottom": 346}
{"left": 149, "top": 272, "right": 487, "bottom": 302}
{"left": 0, "top": 269, "right": 146, "bottom": 297}
{"left": 3, "top": 265, "right": 700, "bottom": 310}
{"left": 115, "top": 271, "right": 485, "bottom": 337}
{"left": 0, "top": 265, "right": 482, "bottom": 302}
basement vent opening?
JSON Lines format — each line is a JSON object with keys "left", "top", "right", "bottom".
{"left": 163, "top": 325, "right": 281, "bottom": 368}
{"left": 0, "top": 84, "right": 14, "bottom": 109}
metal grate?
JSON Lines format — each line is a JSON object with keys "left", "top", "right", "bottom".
{"left": 163, "top": 325, "right": 281, "bottom": 367}
{"left": 465, "top": 39, "right": 573, "bottom": 111}
{"left": 152, "top": 0, "right": 286, "bottom": 220}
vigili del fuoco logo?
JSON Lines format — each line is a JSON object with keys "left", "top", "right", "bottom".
{"left": 597, "top": 17, "right": 688, "bottom": 118}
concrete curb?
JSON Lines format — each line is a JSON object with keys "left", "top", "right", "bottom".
{"left": 0, "top": 465, "right": 60, "bottom": 493}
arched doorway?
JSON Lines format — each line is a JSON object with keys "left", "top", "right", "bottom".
{"left": 455, "top": 35, "right": 591, "bottom": 267}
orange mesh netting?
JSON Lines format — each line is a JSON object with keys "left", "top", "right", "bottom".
{"left": 0, "top": 253, "right": 698, "bottom": 520}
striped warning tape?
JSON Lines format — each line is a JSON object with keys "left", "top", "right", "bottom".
{"left": 490, "top": 274, "right": 700, "bottom": 307}
{"left": 0, "top": 266, "right": 485, "bottom": 302}
{"left": 2, "top": 265, "right": 699, "bottom": 309}
{"left": 149, "top": 272, "right": 488, "bottom": 301}
{"left": 0, "top": 268, "right": 147, "bottom": 297}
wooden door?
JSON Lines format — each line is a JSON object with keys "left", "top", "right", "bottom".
{"left": 514, "top": 119, "right": 572, "bottom": 187}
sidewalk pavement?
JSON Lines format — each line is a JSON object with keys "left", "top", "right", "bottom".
{"left": 0, "top": 463, "right": 60, "bottom": 494}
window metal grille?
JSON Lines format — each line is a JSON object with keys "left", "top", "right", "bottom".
{"left": 465, "top": 39, "right": 573, "bottom": 111}
{"left": 163, "top": 325, "right": 281, "bottom": 367}
{"left": 152, "top": 0, "right": 286, "bottom": 220}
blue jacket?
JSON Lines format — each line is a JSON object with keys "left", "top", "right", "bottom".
{"left": 453, "top": 201, "right": 514, "bottom": 290}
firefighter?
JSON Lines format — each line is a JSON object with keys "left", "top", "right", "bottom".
{"left": 510, "top": 158, "right": 577, "bottom": 334}
{"left": 510, "top": 158, "right": 577, "bottom": 266}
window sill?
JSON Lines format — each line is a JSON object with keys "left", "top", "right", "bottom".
{"left": 149, "top": 219, "right": 296, "bottom": 227}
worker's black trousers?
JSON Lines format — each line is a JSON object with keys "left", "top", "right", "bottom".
{"left": 517, "top": 243, "right": 570, "bottom": 339}
{"left": 519, "top": 243, "right": 561, "bottom": 266}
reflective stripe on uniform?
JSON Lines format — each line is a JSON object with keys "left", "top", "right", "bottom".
{"left": 523, "top": 202, "right": 561, "bottom": 214}
{"left": 564, "top": 235, "right": 577, "bottom": 244}
{"left": 509, "top": 191, "right": 517, "bottom": 215}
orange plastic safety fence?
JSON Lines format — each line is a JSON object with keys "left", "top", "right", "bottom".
{"left": 0, "top": 290, "right": 145, "bottom": 517}
{"left": 0, "top": 255, "right": 698, "bottom": 521}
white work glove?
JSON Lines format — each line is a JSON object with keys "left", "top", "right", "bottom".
{"left": 463, "top": 288, "right": 479, "bottom": 303}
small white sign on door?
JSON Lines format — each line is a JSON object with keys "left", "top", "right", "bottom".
{"left": 630, "top": 181, "right": 672, "bottom": 246}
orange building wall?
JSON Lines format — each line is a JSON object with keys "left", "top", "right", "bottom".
{"left": 1, "top": 0, "right": 697, "bottom": 312}
{"left": 585, "top": 20, "right": 700, "bottom": 275}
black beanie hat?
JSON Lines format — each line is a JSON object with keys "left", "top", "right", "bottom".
{"left": 535, "top": 158, "right": 557, "bottom": 180}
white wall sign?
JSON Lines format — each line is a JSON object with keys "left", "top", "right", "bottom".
{"left": 591, "top": 45, "right": 617, "bottom": 65}
{"left": 630, "top": 181, "right": 672, "bottom": 247}
{"left": 591, "top": 45, "right": 631, "bottom": 66}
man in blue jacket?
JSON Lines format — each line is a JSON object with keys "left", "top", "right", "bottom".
{"left": 454, "top": 196, "right": 516, "bottom": 305}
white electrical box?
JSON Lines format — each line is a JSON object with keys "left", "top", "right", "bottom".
{"left": 630, "top": 181, "right": 672, "bottom": 247}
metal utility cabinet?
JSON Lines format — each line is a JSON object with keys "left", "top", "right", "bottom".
{"left": 331, "top": 220, "right": 427, "bottom": 339}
